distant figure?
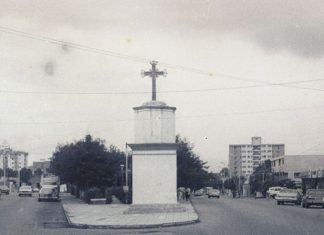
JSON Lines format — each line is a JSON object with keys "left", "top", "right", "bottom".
{"left": 185, "top": 188, "right": 191, "bottom": 201}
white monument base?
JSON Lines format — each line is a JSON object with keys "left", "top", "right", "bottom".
{"left": 129, "top": 143, "right": 177, "bottom": 205}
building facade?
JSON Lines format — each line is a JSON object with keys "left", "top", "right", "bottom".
{"left": 0, "top": 145, "right": 28, "bottom": 171}
{"left": 32, "top": 159, "right": 51, "bottom": 174}
{"left": 229, "top": 137, "right": 285, "bottom": 178}
{"left": 272, "top": 155, "right": 324, "bottom": 179}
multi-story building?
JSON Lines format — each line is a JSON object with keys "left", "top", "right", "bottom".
{"left": 229, "top": 137, "right": 285, "bottom": 178}
{"left": 0, "top": 145, "right": 28, "bottom": 171}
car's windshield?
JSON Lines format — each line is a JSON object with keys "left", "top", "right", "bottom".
{"left": 280, "top": 189, "right": 296, "bottom": 193}
{"left": 308, "top": 190, "right": 324, "bottom": 195}
{"left": 20, "top": 186, "right": 31, "bottom": 190}
{"left": 41, "top": 188, "right": 54, "bottom": 193}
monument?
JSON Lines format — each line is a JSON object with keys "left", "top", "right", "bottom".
{"left": 128, "top": 61, "right": 178, "bottom": 205}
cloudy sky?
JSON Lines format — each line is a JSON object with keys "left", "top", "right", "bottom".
{"left": 1, "top": 0, "right": 324, "bottom": 171}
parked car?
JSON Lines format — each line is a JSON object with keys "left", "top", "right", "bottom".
{"left": 0, "top": 185, "right": 10, "bottom": 195}
{"left": 207, "top": 189, "right": 220, "bottom": 198}
{"left": 266, "top": 187, "right": 286, "bottom": 198}
{"left": 32, "top": 187, "right": 39, "bottom": 193}
{"left": 276, "top": 189, "right": 302, "bottom": 205}
{"left": 301, "top": 189, "right": 324, "bottom": 208}
{"left": 18, "top": 186, "right": 33, "bottom": 197}
{"left": 38, "top": 185, "right": 60, "bottom": 202}
{"left": 194, "top": 189, "right": 204, "bottom": 196}
{"left": 255, "top": 191, "right": 265, "bottom": 199}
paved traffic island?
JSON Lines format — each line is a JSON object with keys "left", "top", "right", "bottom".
{"left": 61, "top": 193, "right": 199, "bottom": 229}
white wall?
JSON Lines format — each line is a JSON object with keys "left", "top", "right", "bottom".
{"left": 132, "top": 150, "right": 177, "bottom": 204}
{"left": 134, "top": 108, "right": 175, "bottom": 144}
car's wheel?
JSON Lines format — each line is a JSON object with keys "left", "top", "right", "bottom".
{"left": 305, "top": 203, "right": 309, "bottom": 208}
{"left": 277, "top": 201, "right": 280, "bottom": 205}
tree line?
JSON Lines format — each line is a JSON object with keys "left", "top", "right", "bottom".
{"left": 49, "top": 134, "right": 219, "bottom": 192}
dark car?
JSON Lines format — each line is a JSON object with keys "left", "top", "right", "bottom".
{"left": 0, "top": 185, "right": 10, "bottom": 195}
{"left": 301, "top": 189, "right": 324, "bottom": 208}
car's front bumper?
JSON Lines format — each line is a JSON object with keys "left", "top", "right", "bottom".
{"left": 19, "top": 191, "right": 32, "bottom": 196}
{"left": 39, "top": 194, "right": 59, "bottom": 201}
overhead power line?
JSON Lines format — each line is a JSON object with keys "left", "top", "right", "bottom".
{"left": 1, "top": 26, "right": 324, "bottom": 93}
{"left": 0, "top": 104, "right": 323, "bottom": 126}
{"left": 1, "top": 78, "right": 324, "bottom": 95}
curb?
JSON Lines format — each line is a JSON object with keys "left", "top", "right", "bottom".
{"left": 61, "top": 201, "right": 199, "bottom": 229}
{"left": 66, "top": 218, "right": 199, "bottom": 229}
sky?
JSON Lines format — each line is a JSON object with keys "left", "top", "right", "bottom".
{"left": 0, "top": 0, "right": 324, "bottom": 172}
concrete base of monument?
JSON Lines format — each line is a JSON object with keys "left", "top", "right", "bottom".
{"left": 61, "top": 193, "right": 199, "bottom": 229}
{"left": 124, "top": 203, "right": 188, "bottom": 214}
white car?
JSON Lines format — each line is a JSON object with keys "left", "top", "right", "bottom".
{"left": 18, "top": 186, "right": 33, "bottom": 197}
{"left": 267, "top": 187, "right": 286, "bottom": 198}
{"left": 276, "top": 189, "right": 301, "bottom": 205}
{"left": 207, "top": 189, "right": 220, "bottom": 198}
{"left": 38, "top": 185, "right": 60, "bottom": 202}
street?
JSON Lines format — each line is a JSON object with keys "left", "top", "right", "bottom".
{"left": 1, "top": 193, "right": 324, "bottom": 235}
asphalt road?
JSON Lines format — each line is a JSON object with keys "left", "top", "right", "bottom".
{"left": 1, "top": 193, "right": 324, "bottom": 235}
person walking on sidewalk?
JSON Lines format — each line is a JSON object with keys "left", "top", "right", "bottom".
{"left": 185, "top": 188, "right": 191, "bottom": 201}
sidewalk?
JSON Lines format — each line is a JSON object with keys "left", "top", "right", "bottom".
{"left": 61, "top": 193, "right": 199, "bottom": 229}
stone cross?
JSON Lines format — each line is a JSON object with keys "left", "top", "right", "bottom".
{"left": 141, "top": 61, "right": 166, "bottom": 101}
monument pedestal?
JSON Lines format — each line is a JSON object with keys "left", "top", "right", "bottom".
{"left": 129, "top": 101, "right": 177, "bottom": 205}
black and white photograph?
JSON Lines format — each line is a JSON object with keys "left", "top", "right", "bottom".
{"left": 1, "top": 1, "right": 324, "bottom": 235}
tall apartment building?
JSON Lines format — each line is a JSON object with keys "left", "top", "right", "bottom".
{"left": 229, "top": 137, "right": 285, "bottom": 178}
{"left": 0, "top": 145, "right": 28, "bottom": 171}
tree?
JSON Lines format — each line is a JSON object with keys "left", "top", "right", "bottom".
{"left": 50, "top": 135, "right": 125, "bottom": 190}
{"left": 249, "top": 160, "right": 274, "bottom": 195}
{"left": 176, "top": 135, "right": 209, "bottom": 190}
{"left": 220, "top": 167, "right": 229, "bottom": 178}
{"left": 20, "top": 168, "right": 32, "bottom": 184}
{"left": 5, "top": 168, "right": 17, "bottom": 177}
{"left": 205, "top": 172, "right": 223, "bottom": 189}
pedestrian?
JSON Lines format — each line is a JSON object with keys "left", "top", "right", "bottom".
{"left": 185, "top": 187, "right": 191, "bottom": 201}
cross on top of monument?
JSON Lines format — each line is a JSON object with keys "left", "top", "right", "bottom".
{"left": 141, "top": 61, "right": 167, "bottom": 101}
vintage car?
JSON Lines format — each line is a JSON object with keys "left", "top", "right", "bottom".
{"left": 0, "top": 185, "right": 10, "bottom": 195}
{"left": 301, "top": 189, "right": 324, "bottom": 208}
{"left": 194, "top": 189, "right": 204, "bottom": 196}
{"left": 18, "top": 185, "right": 33, "bottom": 197}
{"left": 207, "top": 189, "right": 220, "bottom": 198}
{"left": 38, "top": 185, "right": 60, "bottom": 202}
{"left": 276, "top": 189, "right": 301, "bottom": 205}
{"left": 266, "top": 187, "right": 286, "bottom": 198}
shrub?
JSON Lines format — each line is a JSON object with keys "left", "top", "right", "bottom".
{"left": 105, "top": 188, "right": 113, "bottom": 204}
{"left": 85, "top": 187, "right": 104, "bottom": 203}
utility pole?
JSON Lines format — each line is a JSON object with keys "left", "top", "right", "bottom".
{"left": 125, "top": 143, "right": 128, "bottom": 188}
{"left": 3, "top": 154, "right": 7, "bottom": 185}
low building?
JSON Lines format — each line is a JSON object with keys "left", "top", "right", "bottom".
{"left": 32, "top": 159, "right": 51, "bottom": 174}
{"left": 272, "top": 155, "right": 324, "bottom": 180}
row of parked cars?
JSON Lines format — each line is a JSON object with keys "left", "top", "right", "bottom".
{"left": 267, "top": 187, "right": 324, "bottom": 208}
{"left": 194, "top": 188, "right": 221, "bottom": 198}
{"left": 0, "top": 184, "right": 59, "bottom": 202}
